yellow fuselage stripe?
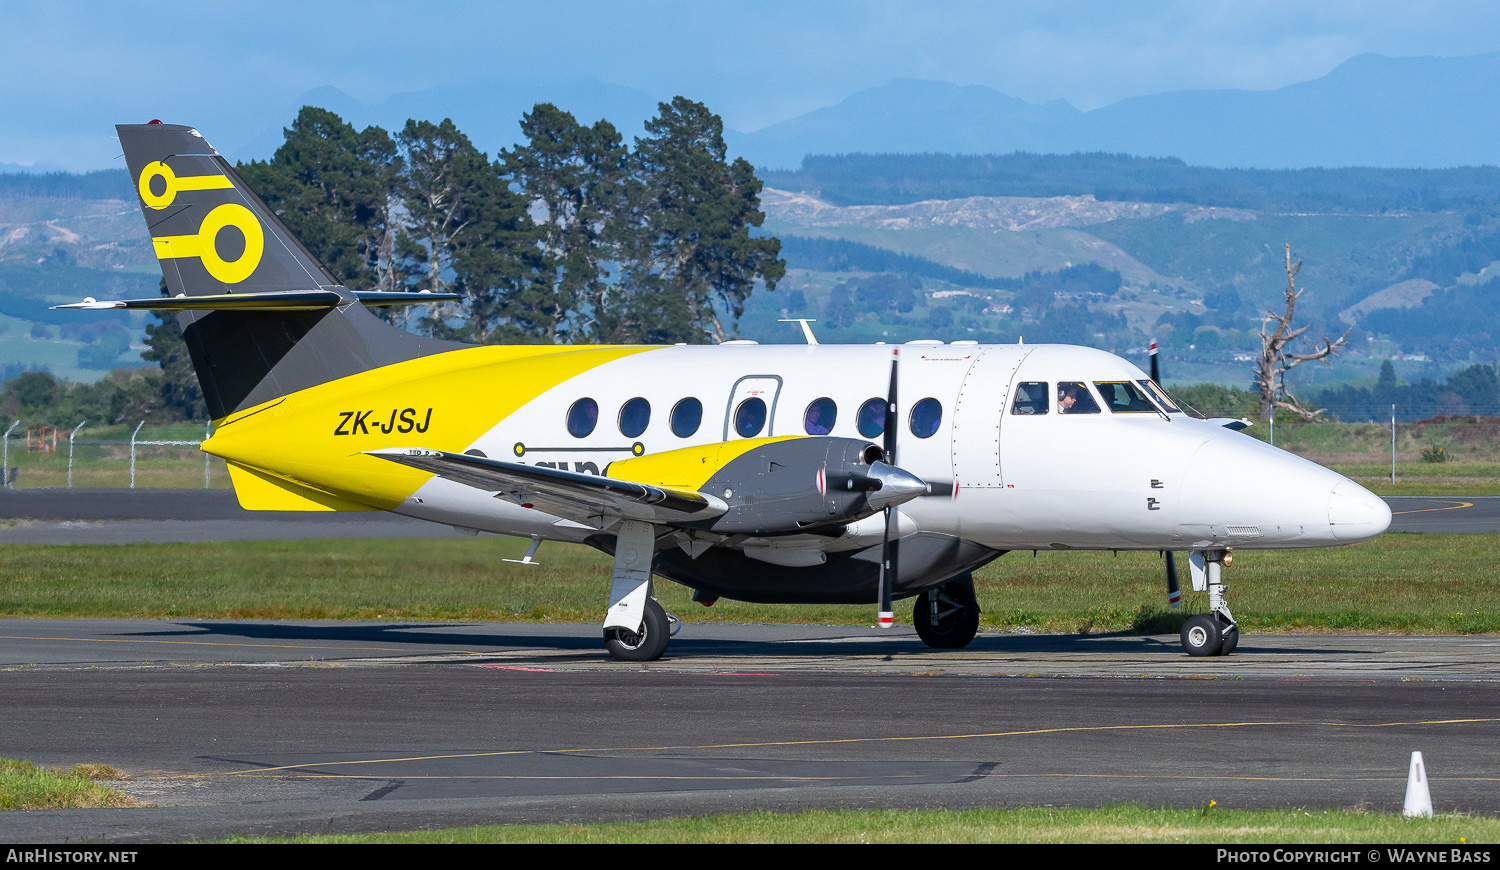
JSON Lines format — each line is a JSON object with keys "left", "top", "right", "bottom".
{"left": 203, "top": 344, "right": 655, "bottom": 510}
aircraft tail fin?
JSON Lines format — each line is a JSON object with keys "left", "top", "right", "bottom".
{"left": 114, "top": 122, "right": 462, "bottom": 419}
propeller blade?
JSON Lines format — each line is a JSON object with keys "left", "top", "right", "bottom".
{"left": 878, "top": 506, "right": 896, "bottom": 628}
{"left": 883, "top": 348, "right": 899, "bottom": 464}
{"left": 1149, "top": 338, "right": 1162, "bottom": 385}
{"left": 878, "top": 348, "right": 899, "bottom": 628}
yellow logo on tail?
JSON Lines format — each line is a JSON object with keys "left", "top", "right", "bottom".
{"left": 152, "top": 203, "right": 265, "bottom": 284}
{"left": 139, "top": 162, "right": 264, "bottom": 284}
{"left": 137, "top": 161, "right": 233, "bottom": 210}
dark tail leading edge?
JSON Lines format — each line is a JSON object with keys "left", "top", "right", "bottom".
{"left": 116, "top": 122, "right": 461, "bottom": 419}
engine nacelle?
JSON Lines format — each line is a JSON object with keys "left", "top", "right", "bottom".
{"left": 608, "top": 436, "right": 925, "bottom": 535}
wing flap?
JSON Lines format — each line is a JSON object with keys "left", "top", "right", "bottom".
{"left": 365, "top": 447, "right": 728, "bottom": 526}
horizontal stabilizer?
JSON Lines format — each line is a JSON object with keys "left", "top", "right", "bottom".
{"left": 53, "top": 290, "right": 462, "bottom": 312}
{"left": 365, "top": 447, "right": 728, "bottom": 527}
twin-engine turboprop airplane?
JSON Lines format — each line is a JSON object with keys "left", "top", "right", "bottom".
{"left": 60, "top": 122, "right": 1393, "bottom": 661}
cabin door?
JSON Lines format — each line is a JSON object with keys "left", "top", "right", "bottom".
{"left": 951, "top": 348, "right": 1030, "bottom": 489}
{"left": 723, "top": 375, "right": 784, "bottom": 440}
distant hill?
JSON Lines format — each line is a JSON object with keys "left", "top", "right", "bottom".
{"left": 735, "top": 53, "right": 1500, "bottom": 171}
{"left": 765, "top": 153, "right": 1500, "bottom": 213}
{"left": 0, "top": 170, "right": 132, "bottom": 200}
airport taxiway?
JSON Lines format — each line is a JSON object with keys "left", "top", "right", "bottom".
{"left": 2, "top": 490, "right": 1497, "bottom": 842}
{"left": 3, "top": 619, "right": 1498, "bottom": 843}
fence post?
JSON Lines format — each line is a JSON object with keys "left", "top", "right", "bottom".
{"left": 67, "top": 421, "right": 86, "bottom": 488}
{"left": 130, "top": 420, "right": 144, "bottom": 489}
{"left": 1391, "top": 404, "right": 1397, "bottom": 485}
{"left": 203, "top": 420, "right": 212, "bottom": 489}
{"left": 2, "top": 419, "right": 17, "bottom": 488}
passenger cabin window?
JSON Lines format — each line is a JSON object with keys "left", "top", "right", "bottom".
{"left": 1057, "top": 382, "right": 1101, "bottom": 415}
{"left": 670, "top": 398, "right": 702, "bottom": 437}
{"left": 567, "top": 398, "right": 599, "bottom": 437}
{"left": 734, "top": 397, "right": 767, "bottom": 438}
{"left": 804, "top": 397, "right": 837, "bottom": 435}
{"left": 618, "top": 397, "right": 651, "bottom": 437}
{"left": 1095, "top": 381, "right": 1156, "bottom": 413}
{"left": 909, "top": 398, "right": 942, "bottom": 438}
{"left": 1011, "top": 382, "right": 1049, "bottom": 415}
{"left": 1138, "top": 380, "right": 1182, "bottom": 413}
{"left": 856, "top": 398, "right": 886, "bottom": 438}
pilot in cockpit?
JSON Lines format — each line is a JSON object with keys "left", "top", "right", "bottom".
{"left": 1057, "top": 382, "right": 1100, "bottom": 414}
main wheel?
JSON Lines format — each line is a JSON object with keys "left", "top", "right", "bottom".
{"left": 1180, "top": 614, "right": 1222, "bottom": 657}
{"left": 604, "top": 597, "right": 670, "bottom": 662}
{"left": 913, "top": 577, "right": 981, "bottom": 649}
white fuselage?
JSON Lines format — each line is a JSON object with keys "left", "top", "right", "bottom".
{"left": 394, "top": 342, "right": 1393, "bottom": 552}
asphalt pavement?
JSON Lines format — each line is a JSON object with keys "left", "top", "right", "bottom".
{"left": 3, "top": 619, "right": 1498, "bottom": 843}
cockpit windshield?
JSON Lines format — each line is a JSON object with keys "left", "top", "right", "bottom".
{"left": 1094, "top": 381, "right": 1157, "bottom": 413}
{"left": 1136, "top": 379, "right": 1182, "bottom": 413}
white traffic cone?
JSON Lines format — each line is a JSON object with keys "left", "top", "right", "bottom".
{"left": 1403, "top": 751, "right": 1433, "bottom": 818}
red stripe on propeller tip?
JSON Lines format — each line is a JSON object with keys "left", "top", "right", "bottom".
{"left": 878, "top": 612, "right": 894, "bottom": 627}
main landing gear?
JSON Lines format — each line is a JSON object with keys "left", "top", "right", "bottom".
{"left": 602, "top": 520, "right": 677, "bottom": 662}
{"left": 1179, "top": 549, "right": 1239, "bottom": 657}
{"left": 914, "top": 574, "right": 981, "bottom": 649}
{"left": 604, "top": 597, "right": 671, "bottom": 661}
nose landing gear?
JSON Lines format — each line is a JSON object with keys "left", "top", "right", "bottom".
{"left": 1180, "top": 549, "right": 1238, "bottom": 657}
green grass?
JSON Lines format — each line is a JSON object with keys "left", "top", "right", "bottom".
{"left": 1262, "top": 420, "right": 1500, "bottom": 464}
{"left": 225, "top": 804, "right": 1498, "bottom": 843}
{"left": 0, "top": 758, "right": 140, "bottom": 810}
{"left": 0, "top": 533, "right": 1495, "bottom": 634}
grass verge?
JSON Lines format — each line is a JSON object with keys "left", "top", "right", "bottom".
{"left": 224, "top": 804, "right": 1497, "bottom": 843}
{"left": 0, "top": 758, "right": 142, "bottom": 810}
{"left": 0, "top": 532, "right": 1495, "bottom": 635}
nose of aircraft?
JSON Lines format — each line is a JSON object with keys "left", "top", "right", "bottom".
{"left": 1178, "top": 427, "right": 1392, "bottom": 547}
{"left": 1328, "top": 479, "right": 1392, "bottom": 543}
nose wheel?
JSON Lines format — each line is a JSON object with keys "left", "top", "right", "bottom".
{"left": 1179, "top": 549, "right": 1239, "bottom": 657}
{"left": 1180, "top": 613, "right": 1237, "bottom": 657}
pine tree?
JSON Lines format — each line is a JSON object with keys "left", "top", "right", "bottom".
{"left": 500, "top": 104, "right": 628, "bottom": 342}
{"left": 140, "top": 311, "right": 206, "bottom": 421}
{"left": 614, "top": 97, "right": 784, "bottom": 344}
{"left": 394, "top": 119, "right": 540, "bottom": 342}
{"left": 236, "top": 107, "right": 399, "bottom": 292}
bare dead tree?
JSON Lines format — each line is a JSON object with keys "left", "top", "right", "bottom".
{"left": 1255, "top": 244, "right": 1351, "bottom": 421}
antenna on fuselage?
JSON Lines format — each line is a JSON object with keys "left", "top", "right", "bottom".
{"left": 778, "top": 318, "right": 819, "bottom": 345}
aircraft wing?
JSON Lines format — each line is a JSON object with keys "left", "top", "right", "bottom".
{"left": 364, "top": 447, "right": 728, "bottom": 528}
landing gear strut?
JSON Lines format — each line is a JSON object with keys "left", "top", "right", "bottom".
{"left": 913, "top": 574, "right": 981, "bottom": 649}
{"left": 1180, "top": 549, "right": 1238, "bottom": 657}
{"left": 602, "top": 520, "right": 671, "bottom": 662}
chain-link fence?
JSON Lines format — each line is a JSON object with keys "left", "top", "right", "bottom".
{"left": 2, "top": 408, "right": 1494, "bottom": 490}
{"left": 0, "top": 420, "right": 228, "bottom": 489}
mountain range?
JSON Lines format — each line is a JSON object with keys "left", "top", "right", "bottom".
{"left": 4, "top": 52, "right": 1497, "bottom": 174}
{"left": 730, "top": 52, "right": 1500, "bottom": 170}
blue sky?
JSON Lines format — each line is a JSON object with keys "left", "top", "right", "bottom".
{"left": 6, "top": 0, "right": 1500, "bottom": 169}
